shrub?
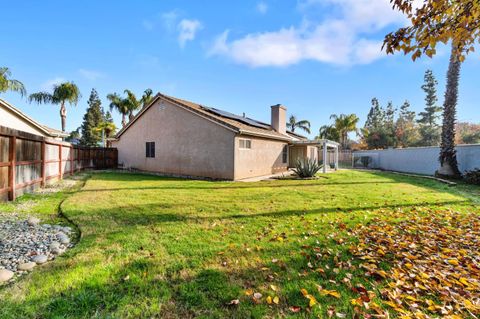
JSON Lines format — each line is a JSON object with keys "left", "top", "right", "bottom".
{"left": 360, "top": 156, "right": 372, "bottom": 168}
{"left": 464, "top": 168, "right": 480, "bottom": 185}
{"left": 293, "top": 158, "right": 321, "bottom": 178}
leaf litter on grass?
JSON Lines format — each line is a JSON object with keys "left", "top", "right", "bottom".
{"left": 348, "top": 208, "right": 480, "bottom": 318}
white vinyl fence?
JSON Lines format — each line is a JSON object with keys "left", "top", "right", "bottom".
{"left": 353, "top": 144, "right": 480, "bottom": 176}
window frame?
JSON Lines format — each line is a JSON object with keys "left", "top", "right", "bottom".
{"left": 146, "top": 142, "right": 155, "bottom": 158}
{"left": 282, "top": 145, "right": 288, "bottom": 163}
{"left": 239, "top": 139, "right": 252, "bottom": 149}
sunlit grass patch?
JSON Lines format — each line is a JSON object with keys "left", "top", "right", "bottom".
{"left": 0, "top": 170, "right": 478, "bottom": 318}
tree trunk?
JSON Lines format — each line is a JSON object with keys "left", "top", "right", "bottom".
{"left": 121, "top": 114, "right": 127, "bottom": 127}
{"left": 437, "top": 47, "right": 462, "bottom": 178}
{"left": 60, "top": 102, "right": 67, "bottom": 132}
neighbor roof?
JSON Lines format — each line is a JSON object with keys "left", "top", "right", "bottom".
{"left": 115, "top": 93, "right": 306, "bottom": 142}
{"left": 0, "top": 98, "right": 68, "bottom": 138}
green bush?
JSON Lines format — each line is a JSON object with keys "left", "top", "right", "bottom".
{"left": 360, "top": 156, "right": 372, "bottom": 168}
{"left": 293, "top": 158, "right": 322, "bottom": 178}
{"left": 464, "top": 168, "right": 480, "bottom": 185}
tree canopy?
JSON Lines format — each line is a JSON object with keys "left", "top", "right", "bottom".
{"left": 0, "top": 67, "right": 26, "bottom": 97}
{"left": 384, "top": 0, "right": 480, "bottom": 61}
{"left": 287, "top": 115, "right": 311, "bottom": 134}
{"left": 80, "top": 89, "right": 104, "bottom": 146}
{"left": 29, "top": 82, "right": 81, "bottom": 132}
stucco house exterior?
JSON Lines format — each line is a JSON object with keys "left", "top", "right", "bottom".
{"left": 0, "top": 98, "right": 67, "bottom": 140}
{"left": 112, "top": 93, "right": 330, "bottom": 180}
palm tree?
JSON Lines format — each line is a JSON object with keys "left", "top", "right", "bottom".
{"left": 286, "top": 115, "right": 311, "bottom": 134}
{"left": 140, "top": 89, "right": 154, "bottom": 108}
{"left": 0, "top": 67, "right": 26, "bottom": 96}
{"left": 123, "top": 89, "right": 141, "bottom": 121}
{"left": 94, "top": 121, "right": 117, "bottom": 147}
{"left": 29, "top": 82, "right": 81, "bottom": 132}
{"left": 316, "top": 125, "right": 339, "bottom": 141}
{"left": 107, "top": 93, "right": 130, "bottom": 127}
{"left": 330, "top": 113, "right": 359, "bottom": 149}
{"left": 438, "top": 46, "right": 462, "bottom": 178}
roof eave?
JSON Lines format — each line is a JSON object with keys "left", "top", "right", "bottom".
{"left": 238, "top": 130, "right": 293, "bottom": 142}
{"left": 0, "top": 98, "right": 64, "bottom": 138}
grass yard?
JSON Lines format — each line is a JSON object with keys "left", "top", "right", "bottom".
{"left": 0, "top": 170, "right": 479, "bottom": 318}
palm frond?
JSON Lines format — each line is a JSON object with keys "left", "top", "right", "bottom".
{"left": 0, "top": 67, "right": 26, "bottom": 97}
{"left": 296, "top": 124, "right": 311, "bottom": 134}
{"left": 6, "top": 79, "right": 26, "bottom": 97}
{"left": 28, "top": 92, "right": 54, "bottom": 104}
{"left": 296, "top": 120, "right": 311, "bottom": 128}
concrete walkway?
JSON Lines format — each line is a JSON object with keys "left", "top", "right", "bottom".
{"left": 236, "top": 170, "right": 295, "bottom": 182}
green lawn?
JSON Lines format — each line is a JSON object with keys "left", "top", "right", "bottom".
{"left": 0, "top": 170, "right": 478, "bottom": 318}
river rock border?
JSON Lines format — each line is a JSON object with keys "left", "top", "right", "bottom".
{"left": 0, "top": 215, "right": 74, "bottom": 285}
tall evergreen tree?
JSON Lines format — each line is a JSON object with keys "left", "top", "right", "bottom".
{"left": 364, "top": 98, "right": 392, "bottom": 149}
{"left": 365, "top": 98, "right": 384, "bottom": 129}
{"left": 384, "top": 101, "right": 397, "bottom": 145}
{"left": 417, "top": 70, "right": 442, "bottom": 146}
{"left": 80, "top": 89, "right": 104, "bottom": 146}
{"left": 395, "top": 100, "right": 419, "bottom": 147}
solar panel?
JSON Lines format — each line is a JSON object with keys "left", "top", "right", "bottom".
{"left": 202, "top": 106, "right": 271, "bottom": 130}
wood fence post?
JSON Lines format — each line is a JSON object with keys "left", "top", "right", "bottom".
{"left": 70, "top": 146, "right": 74, "bottom": 175}
{"left": 41, "top": 141, "right": 46, "bottom": 187}
{"left": 8, "top": 136, "right": 16, "bottom": 201}
{"left": 58, "top": 144, "right": 63, "bottom": 180}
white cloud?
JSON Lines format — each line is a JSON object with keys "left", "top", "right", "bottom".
{"left": 161, "top": 10, "right": 180, "bottom": 31}
{"left": 142, "top": 10, "right": 179, "bottom": 31}
{"left": 78, "top": 69, "right": 104, "bottom": 81}
{"left": 178, "top": 19, "right": 203, "bottom": 48}
{"left": 209, "top": 0, "right": 411, "bottom": 67}
{"left": 256, "top": 1, "right": 268, "bottom": 14}
{"left": 41, "top": 77, "right": 65, "bottom": 91}
{"left": 143, "top": 11, "right": 203, "bottom": 48}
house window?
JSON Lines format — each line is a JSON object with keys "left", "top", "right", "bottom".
{"left": 146, "top": 142, "right": 155, "bottom": 158}
{"left": 282, "top": 145, "right": 288, "bottom": 163}
{"left": 239, "top": 139, "right": 252, "bottom": 149}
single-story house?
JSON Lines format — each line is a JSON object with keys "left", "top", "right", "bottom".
{"left": 0, "top": 98, "right": 67, "bottom": 140}
{"left": 112, "top": 93, "right": 338, "bottom": 180}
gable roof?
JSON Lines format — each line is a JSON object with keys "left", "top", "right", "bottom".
{"left": 0, "top": 98, "right": 68, "bottom": 138}
{"left": 115, "top": 93, "right": 307, "bottom": 142}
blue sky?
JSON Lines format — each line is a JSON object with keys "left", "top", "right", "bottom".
{"left": 1, "top": 0, "right": 479, "bottom": 138}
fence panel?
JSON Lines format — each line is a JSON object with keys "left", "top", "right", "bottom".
{"left": 0, "top": 125, "right": 118, "bottom": 201}
{"left": 0, "top": 136, "right": 9, "bottom": 200}
{"left": 353, "top": 144, "right": 480, "bottom": 175}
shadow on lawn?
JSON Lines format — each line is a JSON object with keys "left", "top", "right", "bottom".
{"left": 81, "top": 170, "right": 473, "bottom": 200}
{"left": 78, "top": 180, "right": 401, "bottom": 193}
{"left": 63, "top": 198, "right": 470, "bottom": 230}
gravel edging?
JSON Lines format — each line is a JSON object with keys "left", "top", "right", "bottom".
{"left": 0, "top": 174, "right": 88, "bottom": 286}
{"left": 0, "top": 216, "right": 74, "bottom": 284}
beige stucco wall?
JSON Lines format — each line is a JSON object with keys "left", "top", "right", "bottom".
{"left": 307, "top": 145, "right": 319, "bottom": 162}
{"left": 112, "top": 99, "right": 236, "bottom": 180}
{"left": 0, "top": 107, "right": 46, "bottom": 136}
{"left": 289, "top": 145, "right": 319, "bottom": 166}
{"left": 234, "top": 135, "right": 288, "bottom": 180}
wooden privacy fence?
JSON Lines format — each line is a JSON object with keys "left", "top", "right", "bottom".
{"left": 0, "top": 125, "right": 117, "bottom": 201}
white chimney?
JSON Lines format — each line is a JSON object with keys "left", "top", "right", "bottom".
{"left": 271, "top": 104, "right": 287, "bottom": 135}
